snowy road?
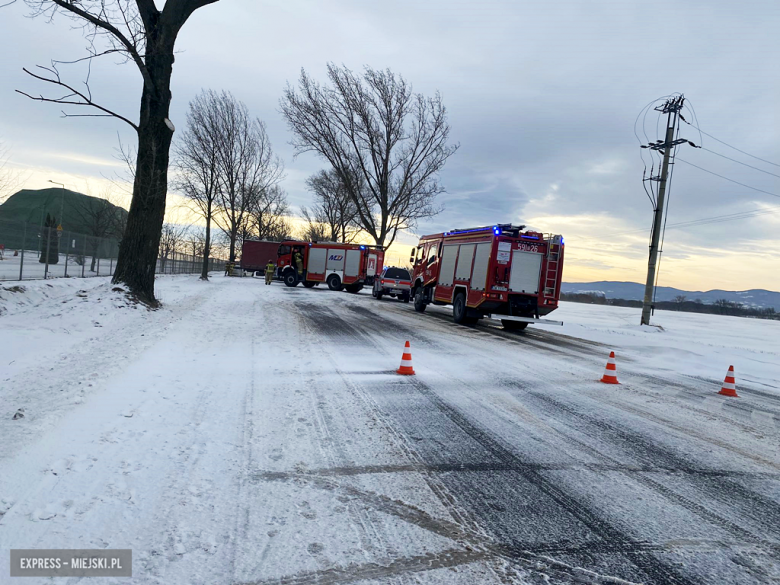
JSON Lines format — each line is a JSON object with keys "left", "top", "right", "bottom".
{"left": 1, "top": 276, "right": 779, "bottom": 584}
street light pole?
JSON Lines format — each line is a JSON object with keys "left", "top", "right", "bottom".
{"left": 48, "top": 180, "right": 65, "bottom": 227}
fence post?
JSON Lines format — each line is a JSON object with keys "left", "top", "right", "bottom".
{"left": 44, "top": 225, "right": 52, "bottom": 279}
{"left": 82, "top": 236, "right": 86, "bottom": 278}
{"left": 19, "top": 224, "right": 27, "bottom": 280}
{"left": 64, "top": 231, "right": 70, "bottom": 278}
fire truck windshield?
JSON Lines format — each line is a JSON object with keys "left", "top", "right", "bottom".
{"left": 278, "top": 245, "right": 291, "bottom": 256}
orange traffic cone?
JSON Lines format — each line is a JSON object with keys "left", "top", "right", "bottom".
{"left": 396, "top": 341, "right": 416, "bottom": 376}
{"left": 718, "top": 365, "right": 738, "bottom": 397}
{"left": 600, "top": 351, "right": 619, "bottom": 384}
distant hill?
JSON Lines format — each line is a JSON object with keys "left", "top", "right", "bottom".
{"left": 0, "top": 188, "right": 128, "bottom": 240}
{"left": 562, "top": 281, "right": 780, "bottom": 311}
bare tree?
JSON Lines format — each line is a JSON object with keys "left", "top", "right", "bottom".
{"left": 208, "top": 229, "right": 230, "bottom": 261}
{"left": 244, "top": 184, "right": 291, "bottom": 242}
{"left": 302, "top": 168, "right": 359, "bottom": 243}
{"left": 11, "top": 0, "right": 220, "bottom": 303}
{"left": 72, "top": 190, "right": 127, "bottom": 272}
{"left": 280, "top": 64, "right": 458, "bottom": 248}
{"left": 184, "top": 226, "right": 206, "bottom": 258}
{"left": 209, "top": 92, "right": 284, "bottom": 261}
{"left": 158, "top": 222, "right": 187, "bottom": 272}
{"left": 174, "top": 90, "right": 221, "bottom": 280}
{"left": 0, "top": 143, "right": 22, "bottom": 204}
{"left": 298, "top": 208, "right": 329, "bottom": 242}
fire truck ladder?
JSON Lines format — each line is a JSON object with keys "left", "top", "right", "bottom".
{"left": 543, "top": 235, "right": 562, "bottom": 298}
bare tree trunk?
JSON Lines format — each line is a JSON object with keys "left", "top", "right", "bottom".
{"left": 200, "top": 201, "right": 211, "bottom": 280}
{"left": 228, "top": 226, "right": 237, "bottom": 263}
{"left": 90, "top": 243, "right": 99, "bottom": 272}
{"left": 112, "top": 51, "right": 175, "bottom": 303}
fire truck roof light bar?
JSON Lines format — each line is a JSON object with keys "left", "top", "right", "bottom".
{"left": 445, "top": 224, "right": 526, "bottom": 237}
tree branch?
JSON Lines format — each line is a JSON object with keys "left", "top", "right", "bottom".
{"left": 17, "top": 66, "right": 139, "bottom": 131}
{"left": 48, "top": 0, "right": 155, "bottom": 92}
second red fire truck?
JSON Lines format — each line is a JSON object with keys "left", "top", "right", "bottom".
{"left": 409, "top": 224, "right": 564, "bottom": 329}
{"left": 276, "top": 240, "right": 384, "bottom": 292}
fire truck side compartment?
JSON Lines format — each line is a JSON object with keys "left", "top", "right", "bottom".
{"left": 455, "top": 244, "right": 475, "bottom": 281}
{"left": 470, "top": 242, "right": 492, "bottom": 291}
{"left": 439, "top": 244, "right": 458, "bottom": 286}
{"left": 345, "top": 249, "right": 361, "bottom": 277}
{"left": 326, "top": 249, "right": 345, "bottom": 271}
{"left": 308, "top": 248, "right": 327, "bottom": 274}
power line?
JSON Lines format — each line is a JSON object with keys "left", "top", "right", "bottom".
{"left": 676, "top": 158, "right": 780, "bottom": 199}
{"left": 681, "top": 120, "right": 780, "bottom": 168}
{"left": 577, "top": 204, "right": 780, "bottom": 240}
{"left": 700, "top": 147, "right": 780, "bottom": 179}
{"left": 682, "top": 99, "right": 703, "bottom": 149}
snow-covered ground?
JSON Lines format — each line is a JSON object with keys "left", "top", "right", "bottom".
{"left": 1, "top": 276, "right": 778, "bottom": 584}
{"left": 555, "top": 302, "right": 780, "bottom": 397}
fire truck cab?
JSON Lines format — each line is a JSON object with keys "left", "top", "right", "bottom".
{"left": 410, "top": 224, "right": 564, "bottom": 329}
{"left": 277, "top": 240, "right": 384, "bottom": 293}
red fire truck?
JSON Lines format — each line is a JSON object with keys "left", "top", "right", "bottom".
{"left": 240, "top": 239, "right": 281, "bottom": 275}
{"left": 276, "top": 240, "right": 384, "bottom": 292}
{"left": 410, "top": 224, "right": 564, "bottom": 329}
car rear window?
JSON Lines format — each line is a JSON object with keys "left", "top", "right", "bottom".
{"left": 384, "top": 268, "right": 410, "bottom": 279}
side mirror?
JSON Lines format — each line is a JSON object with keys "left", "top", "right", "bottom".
{"left": 409, "top": 255, "right": 415, "bottom": 264}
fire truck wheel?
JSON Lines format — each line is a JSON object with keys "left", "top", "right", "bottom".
{"left": 453, "top": 293, "right": 477, "bottom": 325}
{"left": 327, "top": 274, "right": 343, "bottom": 291}
{"left": 302, "top": 280, "right": 316, "bottom": 288}
{"left": 502, "top": 320, "right": 528, "bottom": 331}
{"left": 283, "top": 271, "right": 299, "bottom": 287}
{"left": 413, "top": 290, "right": 426, "bottom": 313}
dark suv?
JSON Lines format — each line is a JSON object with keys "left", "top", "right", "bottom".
{"left": 372, "top": 267, "right": 412, "bottom": 302}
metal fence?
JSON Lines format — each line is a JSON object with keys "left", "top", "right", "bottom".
{"left": 0, "top": 218, "right": 226, "bottom": 282}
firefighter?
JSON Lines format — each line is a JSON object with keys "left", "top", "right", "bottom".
{"left": 265, "top": 259, "right": 275, "bottom": 285}
{"left": 293, "top": 249, "right": 304, "bottom": 278}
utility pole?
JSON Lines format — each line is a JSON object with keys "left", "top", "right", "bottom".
{"left": 640, "top": 95, "right": 688, "bottom": 326}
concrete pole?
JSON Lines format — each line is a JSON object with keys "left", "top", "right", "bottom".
{"left": 640, "top": 112, "right": 676, "bottom": 326}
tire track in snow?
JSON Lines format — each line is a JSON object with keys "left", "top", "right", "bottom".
{"left": 594, "top": 396, "right": 780, "bottom": 472}
{"left": 287, "top": 297, "right": 439, "bottom": 583}
{"left": 284, "top": 289, "right": 780, "bottom": 582}
{"left": 522, "top": 391, "right": 780, "bottom": 547}
{"left": 304, "top": 296, "right": 698, "bottom": 584}
{"left": 400, "top": 375, "right": 698, "bottom": 585}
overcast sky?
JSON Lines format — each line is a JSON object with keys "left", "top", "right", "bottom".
{"left": 1, "top": 0, "right": 779, "bottom": 291}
